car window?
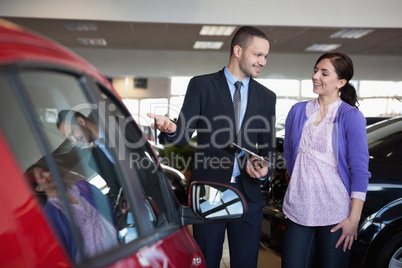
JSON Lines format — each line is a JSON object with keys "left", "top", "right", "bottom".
{"left": 0, "top": 68, "right": 178, "bottom": 265}
{"left": 367, "top": 118, "right": 402, "bottom": 166}
{"left": 91, "top": 83, "right": 178, "bottom": 229}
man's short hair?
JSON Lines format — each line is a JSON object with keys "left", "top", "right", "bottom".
{"left": 230, "top": 26, "right": 269, "bottom": 57}
{"left": 56, "top": 110, "right": 86, "bottom": 129}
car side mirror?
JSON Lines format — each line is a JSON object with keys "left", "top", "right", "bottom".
{"left": 181, "top": 182, "right": 247, "bottom": 225}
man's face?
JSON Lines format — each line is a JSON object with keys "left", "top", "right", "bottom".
{"left": 58, "top": 119, "right": 93, "bottom": 146}
{"left": 238, "top": 37, "right": 270, "bottom": 79}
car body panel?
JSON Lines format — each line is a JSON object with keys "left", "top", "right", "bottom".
{"left": 0, "top": 19, "right": 110, "bottom": 89}
{"left": 0, "top": 130, "right": 71, "bottom": 267}
{"left": 110, "top": 227, "right": 202, "bottom": 267}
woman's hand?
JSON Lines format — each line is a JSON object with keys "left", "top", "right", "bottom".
{"left": 330, "top": 217, "right": 359, "bottom": 252}
{"left": 331, "top": 198, "right": 364, "bottom": 252}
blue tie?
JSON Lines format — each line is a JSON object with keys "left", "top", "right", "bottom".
{"left": 234, "top": 81, "right": 242, "bottom": 133}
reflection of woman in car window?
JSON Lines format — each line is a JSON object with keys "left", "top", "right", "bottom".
{"left": 25, "top": 164, "right": 118, "bottom": 262}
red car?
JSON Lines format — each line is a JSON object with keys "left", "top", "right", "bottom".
{"left": 0, "top": 19, "right": 247, "bottom": 267}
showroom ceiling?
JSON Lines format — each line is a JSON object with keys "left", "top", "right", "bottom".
{"left": 3, "top": 17, "right": 402, "bottom": 56}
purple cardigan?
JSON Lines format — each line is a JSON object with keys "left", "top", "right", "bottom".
{"left": 284, "top": 100, "right": 371, "bottom": 196}
{"left": 44, "top": 180, "right": 116, "bottom": 261}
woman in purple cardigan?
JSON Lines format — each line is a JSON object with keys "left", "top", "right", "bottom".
{"left": 281, "top": 52, "right": 371, "bottom": 268}
{"left": 25, "top": 164, "right": 118, "bottom": 262}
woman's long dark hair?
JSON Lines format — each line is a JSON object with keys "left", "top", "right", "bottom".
{"left": 315, "top": 52, "right": 359, "bottom": 108}
{"left": 25, "top": 163, "right": 48, "bottom": 205}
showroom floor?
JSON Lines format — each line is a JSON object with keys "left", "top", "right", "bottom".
{"left": 219, "top": 233, "right": 281, "bottom": 268}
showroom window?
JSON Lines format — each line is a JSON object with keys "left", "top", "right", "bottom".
{"left": 169, "top": 96, "right": 185, "bottom": 120}
{"left": 257, "top": 79, "right": 300, "bottom": 131}
{"left": 115, "top": 77, "right": 402, "bottom": 136}
{"left": 359, "top": 80, "right": 402, "bottom": 116}
{"left": 122, "top": 99, "right": 139, "bottom": 122}
{"left": 171, "top": 76, "right": 191, "bottom": 96}
{"left": 170, "top": 76, "right": 191, "bottom": 120}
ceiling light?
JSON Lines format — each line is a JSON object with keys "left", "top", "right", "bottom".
{"left": 199, "top": 25, "right": 236, "bottom": 36}
{"left": 305, "top": 44, "right": 341, "bottom": 52}
{"left": 77, "top": 38, "right": 107, "bottom": 46}
{"left": 62, "top": 21, "right": 98, "bottom": 31}
{"left": 193, "top": 41, "right": 224, "bottom": 49}
{"left": 330, "top": 29, "right": 374, "bottom": 39}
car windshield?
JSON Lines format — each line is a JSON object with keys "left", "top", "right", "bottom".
{"left": 366, "top": 117, "right": 402, "bottom": 150}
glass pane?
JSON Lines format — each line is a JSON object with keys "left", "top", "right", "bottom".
{"left": 301, "top": 80, "right": 316, "bottom": 98}
{"left": 169, "top": 96, "right": 184, "bottom": 120}
{"left": 396, "top": 82, "right": 402, "bottom": 92}
{"left": 359, "top": 81, "right": 396, "bottom": 98}
{"left": 276, "top": 99, "right": 297, "bottom": 132}
{"left": 13, "top": 70, "right": 130, "bottom": 262}
{"left": 171, "top": 76, "right": 191, "bottom": 95}
{"left": 257, "top": 79, "right": 299, "bottom": 97}
{"left": 95, "top": 85, "right": 176, "bottom": 232}
{"left": 198, "top": 185, "right": 244, "bottom": 219}
{"left": 367, "top": 119, "right": 402, "bottom": 166}
{"left": 0, "top": 72, "right": 43, "bottom": 172}
{"left": 354, "top": 98, "right": 401, "bottom": 117}
{"left": 122, "top": 99, "right": 139, "bottom": 123}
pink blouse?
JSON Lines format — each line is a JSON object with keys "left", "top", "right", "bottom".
{"left": 48, "top": 184, "right": 118, "bottom": 260}
{"left": 283, "top": 98, "right": 365, "bottom": 226}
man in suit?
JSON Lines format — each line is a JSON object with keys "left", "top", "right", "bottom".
{"left": 56, "top": 110, "right": 121, "bottom": 198}
{"left": 148, "top": 26, "right": 276, "bottom": 267}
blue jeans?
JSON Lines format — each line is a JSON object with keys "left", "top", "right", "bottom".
{"left": 282, "top": 219, "right": 351, "bottom": 268}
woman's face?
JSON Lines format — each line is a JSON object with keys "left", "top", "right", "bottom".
{"left": 33, "top": 167, "right": 56, "bottom": 194}
{"left": 312, "top": 58, "right": 345, "bottom": 98}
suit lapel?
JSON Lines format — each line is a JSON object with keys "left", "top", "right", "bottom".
{"left": 241, "top": 79, "right": 258, "bottom": 132}
{"left": 212, "top": 70, "right": 235, "bottom": 121}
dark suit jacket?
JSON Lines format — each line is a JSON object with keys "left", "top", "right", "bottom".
{"left": 166, "top": 68, "right": 276, "bottom": 202}
{"left": 89, "top": 146, "right": 121, "bottom": 197}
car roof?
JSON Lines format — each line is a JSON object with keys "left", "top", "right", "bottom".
{"left": 366, "top": 116, "right": 402, "bottom": 133}
{"left": 0, "top": 19, "right": 112, "bottom": 90}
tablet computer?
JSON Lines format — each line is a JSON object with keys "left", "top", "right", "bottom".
{"left": 232, "top": 143, "right": 272, "bottom": 168}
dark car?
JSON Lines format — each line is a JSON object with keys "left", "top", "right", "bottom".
{"left": 149, "top": 141, "right": 188, "bottom": 205}
{"left": 260, "top": 116, "right": 402, "bottom": 268}
{"left": 365, "top": 116, "right": 391, "bottom": 126}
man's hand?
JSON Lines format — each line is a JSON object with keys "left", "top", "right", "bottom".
{"left": 147, "top": 113, "right": 177, "bottom": 134}
{"left": 246, "top": 156, "right": 269, "bottom": 179}
{"left": 285, "top": 171, "right": 290, "bottom": 183}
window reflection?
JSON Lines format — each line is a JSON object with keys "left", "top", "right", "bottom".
{"left": 24, "top": 164, "right": 118, "bottom": 262}
{"left": 1, "top": 68, "right": 182, "bottom": 264}
{"left": 198, "top": 185, "right": 244, "bottom": 219}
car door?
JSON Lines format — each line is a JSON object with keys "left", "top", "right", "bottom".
{"left": 0, "top": 64, "right": 201, "bottom": 267}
